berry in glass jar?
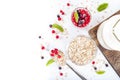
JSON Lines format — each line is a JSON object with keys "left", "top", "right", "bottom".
{"left": 71, "top": 7, "right": 91, "bottom": 28}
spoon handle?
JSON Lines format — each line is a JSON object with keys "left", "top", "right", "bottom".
{"left": 66, "top": 63, "right": 87, "bottom": 80}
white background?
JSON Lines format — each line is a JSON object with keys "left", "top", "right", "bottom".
{"left": 0, "top": 0, "right": 120, "bottom": 80}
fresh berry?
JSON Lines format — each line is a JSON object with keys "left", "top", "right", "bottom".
{"left": 59, "top": 66, "right": 62, "bottom": 70}
{"left": 52, "top": 30, "right": 55, "bottom": 34}
{"left": 60, "top": 72, "right": 63, "bottom": 76}
{"left": 67, "top": 3, "right": 70, "bottom": 6}
{"left": 57, "top": 55, "right": 61, "bottom": 58}
{"left": 41, "top": 46, "right": 45, "bottom": 50}
{"left": 60, "top": 10, "right": 65, "bottom": 15}
{"left": 58, "top": 17, "right": 61, "bottom": 21}
{"left": 60, "top": 10, "right": 63, "bottom": 13}
{"left": 54, "top": 48, "right": 58, "bottom": 51}
{"left": 71, "top": 8, "right": 91, "bottom": 28}
{"left": 105, "top": 64, "right": 109, "bottom": 67}
{"left": 57, "top": 15, "right": 60, "bottom": 18}
{"left": 94, "top": 67, "right": 97, "bottom": 70}
{"left": 56, "top": 35, "right": 59, "bottom": 39}
{"left": 92, "top": 61, "right": 95, "bottom": 64}
{"left": 54, "top": 51, "right": 58, "bottom": 55}
{"left": 51, "top": 50, "right": 55, "bottom": 53}
{"left": 38, "top": 36, "right": 41, "bottom": 39}
{"left": 61, "top": 12, "right": 65, "bottom": 15}
{"left": 50, "top": 53, "right": 54, "bottom": 57}
{"left": 49, "top": 24, "right": 52, "bottom": 28}
{"left": 41, "top": 56, "right": 44, "bottom": 59}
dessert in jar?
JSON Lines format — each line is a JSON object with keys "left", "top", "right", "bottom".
{"left": 71, "top": 7, "right": 91, "bottom": 28}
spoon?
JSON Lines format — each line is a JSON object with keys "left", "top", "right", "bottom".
{"left": 46, "top": 48, "right": 87, "bottom": 80}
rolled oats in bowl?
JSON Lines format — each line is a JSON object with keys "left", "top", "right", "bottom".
{"left": 68, "top": 35, "right": 97, "bottom": 65}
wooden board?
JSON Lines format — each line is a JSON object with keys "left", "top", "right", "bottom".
{"left": 89, "top": 10, "right": 120, "bottom": 76}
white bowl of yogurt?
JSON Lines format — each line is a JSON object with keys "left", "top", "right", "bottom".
{"left": 97, "top": 15, "right": 120, "bottom": 51}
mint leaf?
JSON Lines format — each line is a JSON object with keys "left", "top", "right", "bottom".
{"left": 96, "top": 70, "right": 105, "bottom": 75}
{"left": 52, "top": 24, "right": 64, "bottom": 32}
{"left": 46, "top": 59, "right": 55, "bottom": 66}
{"left": 97, "top": 3, "right": 108, "bottom": 12}
{"left": 74, "top": 11, "right": 79, "bottom": 22}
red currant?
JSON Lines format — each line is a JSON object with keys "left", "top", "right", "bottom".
{"left": 50, "top": 53, "right": 54, "bottom": 57}
{"left": 60, "top": 10, "right": 65, "bottom": 15}
{"left": 92, "top": 61, "right": 95, "bottom": 64}
{"left": 67, "top": 3, "right": 70, "bottom": 6}
{"left": 60, "top": 72, "right": 63, "bottom": 76}
{"left": 56, "top": 35, "right": 59, "bottom": 39}
{"left": 54, "top": 48, "right": 58, "bottom": 51}
{"left": 55, "top": 51, "right": 58, "bottom": 55}
{"left": 58, "top": 17, "right": 61, "bottom": 21}
{"left": 41, "top": 46, "right": 45, "bottom": 50}
{"left": 60, "top": 10, "right": 63, "bottom": 13}
{"left": 57, "top": 55, "right": 61, "bottom": 58}
{"left": 52, "top": 30, "right": 55, "bottom": 34}
{"left": 51, "top": 50, "right": 54, "bottom": 53}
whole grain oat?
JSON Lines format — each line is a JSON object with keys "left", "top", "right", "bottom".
{"left": 53, "top": 50, "right": 66, "bottom": 66}
{"left": 68, "top": 36, "right": 97, "bottom": 65}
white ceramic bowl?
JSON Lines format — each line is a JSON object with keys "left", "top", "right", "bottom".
{"left": 97, "top": 15, "right": 120, "bottom": 51}
{"left": 97, "top": 20, "right": 112, "bottom": 50}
